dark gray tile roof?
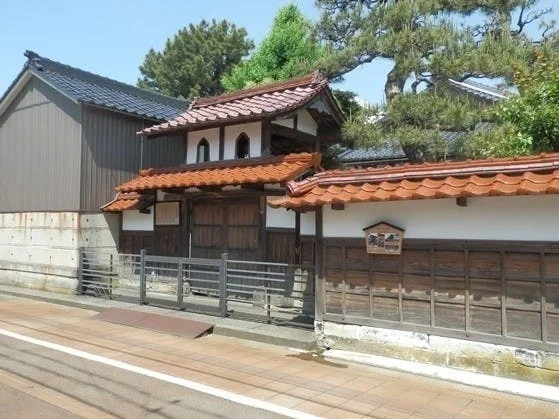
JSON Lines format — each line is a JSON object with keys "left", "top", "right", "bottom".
{"left": 19, "top": 50, "right": 189, "bottom": 120}
{"left": 448, "top": 79, "right": 510, "bottom": 102}
{"left": 339, "top": 131, "right": 466, "bottom": 163}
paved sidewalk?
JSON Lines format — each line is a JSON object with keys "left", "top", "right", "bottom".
{"left": 0, "top": 295, "right": 557, "bottom": 418}
{"left": 0, "top": 284, "right": 315, "bottom": 350}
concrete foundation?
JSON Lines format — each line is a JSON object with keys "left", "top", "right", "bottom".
{"left": 0, "top": 212, "right": 119, "bottom": 293}
{"left": 316, "top": 321, "right": 559, "bottom": 385}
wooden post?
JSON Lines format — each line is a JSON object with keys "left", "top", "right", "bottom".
{"left": 314, "top": 207, "right": 324, "bottom": 323}
{"left": 430, "top": 248, "right": 435, "bottom": 327}
{"left": 261, "top": 119, "right": 272, "bottom": 156}
{"left": 397, "top": 254, "right": 404, "bottom": 323}
{"left": 465, "top": 249, "right": 470, "bottom": 335}
{"left": 369, "top": 254, "right": 374, "bottom": 319}
{"left": 341, "top": 243, "right": 347, "bottom": 319}
{"left": 500, "top": 251, "right": 507, "bottom": 336}
{"left": 219, "top": 126, "right": 225, "bottom": 160}
{"left": 540, "top": 252, "right": 547, "bottom": 342}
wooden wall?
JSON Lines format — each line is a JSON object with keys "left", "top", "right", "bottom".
{"left": 321, "top": 238, "right": 559, "bottom": 349}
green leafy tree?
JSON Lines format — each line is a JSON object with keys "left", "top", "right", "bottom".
{"left": 138, "top": 20, "right": 253, "bottom": 99}
{"left": 315, "top": 0, "right": 558, "bottom": 161}
{"left": 221, "top": 4, "right": 322, "bottom": 91}
{"left": 500, "top": 53, "right": 559, "bottom": 152}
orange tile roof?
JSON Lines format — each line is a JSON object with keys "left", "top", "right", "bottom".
{"left": 114, "top": 153, "right": 321, "bottom": 194}
{"left": 269, "top": 153, "right": 559, "bottom": 209}
{"left": 101, "top": 192, "right": 155, "bottom": 212}
{"left": 139, "top": 72, "right": 342, "bottom": 136}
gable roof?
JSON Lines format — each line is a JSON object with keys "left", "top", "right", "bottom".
{"left": 139, "top": 71, "right": 344, "bottom": 136}
{"left": 110, "top": 152, "right": 321, "bottom": 196}
{"left": 0, "top": 50, "right": 188, "bottom": 121}
{"left": 448, "top": 79, "right": 511, "bottom": 102}
{"left": 270, "top": 153, "right": 559, "bottom": 209}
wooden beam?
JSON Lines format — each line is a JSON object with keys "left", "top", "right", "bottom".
{"left": 241, "top": 184, "right": 265, "bottom": 191}
{"left": 181, "top": 189, "right": 285, "bottom": 199}
{"left": 456, "top": 197, "right": 468, "bottom": 207}
{"left": 161, "top": 188, "right": 185, "bottom": 195}
{"left": 331, "top": 203, "right": 345, "bottom": 211}
{"left": 270, "top": 124, "right": 316, "bottom": 145}
{"left": 197, "top": 186, "right": 223, "bottom": 193}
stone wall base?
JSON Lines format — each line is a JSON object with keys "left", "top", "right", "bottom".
{"left": 0, "top": 267, "right": 77, "bottom": 294}
{"left": 316, "top": 321, "right": 559, "bottom": 386}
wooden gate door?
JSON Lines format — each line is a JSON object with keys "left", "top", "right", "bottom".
{"left": 190, "top": 197, "right": 261, "bottom": 260}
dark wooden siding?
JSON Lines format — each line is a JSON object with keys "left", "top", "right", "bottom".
{"left": 321, "top": 238, "right": 559, "bottom": 349}
{"left": 79, "top": 106, "right": 185, "bottom": 211}
{"left": 0, "top": 77, "right": 81, "bottom": 211}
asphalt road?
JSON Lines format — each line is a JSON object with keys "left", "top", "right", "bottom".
{"left": 0, "top": 335, "right": 285, "bottom": 419}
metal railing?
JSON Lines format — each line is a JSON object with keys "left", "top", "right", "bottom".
{"left": 78, "top": 249, "right": 314, "bottom": 325}
{"left": 226, "top": 259, "right": 313, "bottom": 323}
{"left": 78, "top": 249, "right": 141, "bottom": 301}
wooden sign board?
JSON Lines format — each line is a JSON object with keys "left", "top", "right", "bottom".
{"left": 155, "top": 201, "right": 180, "bottom": 226}
{"left": 363, "top": 222, "right": 404, "bottom": 255}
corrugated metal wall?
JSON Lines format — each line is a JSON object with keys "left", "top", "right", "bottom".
{"left": 80, "top": 106, "right": 185, "bottom": 211}
{"left": 0, "top": 77, "right": 82, "bottom": 211}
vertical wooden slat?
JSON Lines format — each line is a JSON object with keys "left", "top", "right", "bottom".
{"left": 398, "top": 253, "right": 404, "bottom": 323}
{"left": 341, "top": 242, "right": 347, "bottom": 319}
{"left": 258, "top": 196, "right": 267, "bottom": 261}
{"left": 541, "top": 252, "right": 548, "bottom": 342}
{"left": 500, "top": 250, "right": 507, "bottom": 336}
{"left": 369, "top": 254, "right": 374, "bottom": 319}
{"left": 465, "top": 249, "right": 470, "bottom": 335}
{"left": 295, "top": 212, "right": 301, "bottom": 266}
{"left": 430, "top": 248, "right": 435, "bottom": 327}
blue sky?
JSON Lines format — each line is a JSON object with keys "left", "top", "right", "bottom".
{"left": 0, "top": 0, "right": 556, "bottom": 105}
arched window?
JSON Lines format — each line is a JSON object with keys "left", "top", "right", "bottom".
{"left": 196, "top": 138, "right": 210, "bottom": 163}
{"left": 235, "top": 133, "right": 250, "bottom": 159}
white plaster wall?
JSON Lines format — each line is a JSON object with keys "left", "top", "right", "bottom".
{"left": 301, "top": 211, "right": 316, "bottom": 236}
{"left": 297, "top": 109, "right": 318, "bottom": 135}
{"left": 272, "top": 118, "right": 294, "bottom": 129}
{"left": 186, "top": 128, "right": 220, "bottom": 163}
{"left": 323, "top": 195, "right": 559, "bottom": 241}
{"left": 122, "top": 208, "right": 154, "bottom": 231}
{"left": 224, "top": 122, "right": 261, "bottom": 159}
{"left": 266, "top": 205, "right": 296, "bottom": 229}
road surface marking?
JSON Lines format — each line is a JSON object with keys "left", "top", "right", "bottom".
{"left": 0, "top": 328, "right": 322, "bottom": 419}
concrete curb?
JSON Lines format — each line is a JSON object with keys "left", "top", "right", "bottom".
{"left": 0, "top": 289, "right": 106, "bottom": 312}
{"left": 325, "top": 349, "right": 559, "bottom": 404}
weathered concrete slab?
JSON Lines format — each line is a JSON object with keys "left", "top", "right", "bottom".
{"left": 95, "top": 308, "right": 214, "bottom": 338}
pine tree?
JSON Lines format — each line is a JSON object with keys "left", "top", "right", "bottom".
{"left": 315, "top": 0, "right": 558, "bottom": 160}
{"left": 138, "top": 20, "right": 253, "bottom": 99}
